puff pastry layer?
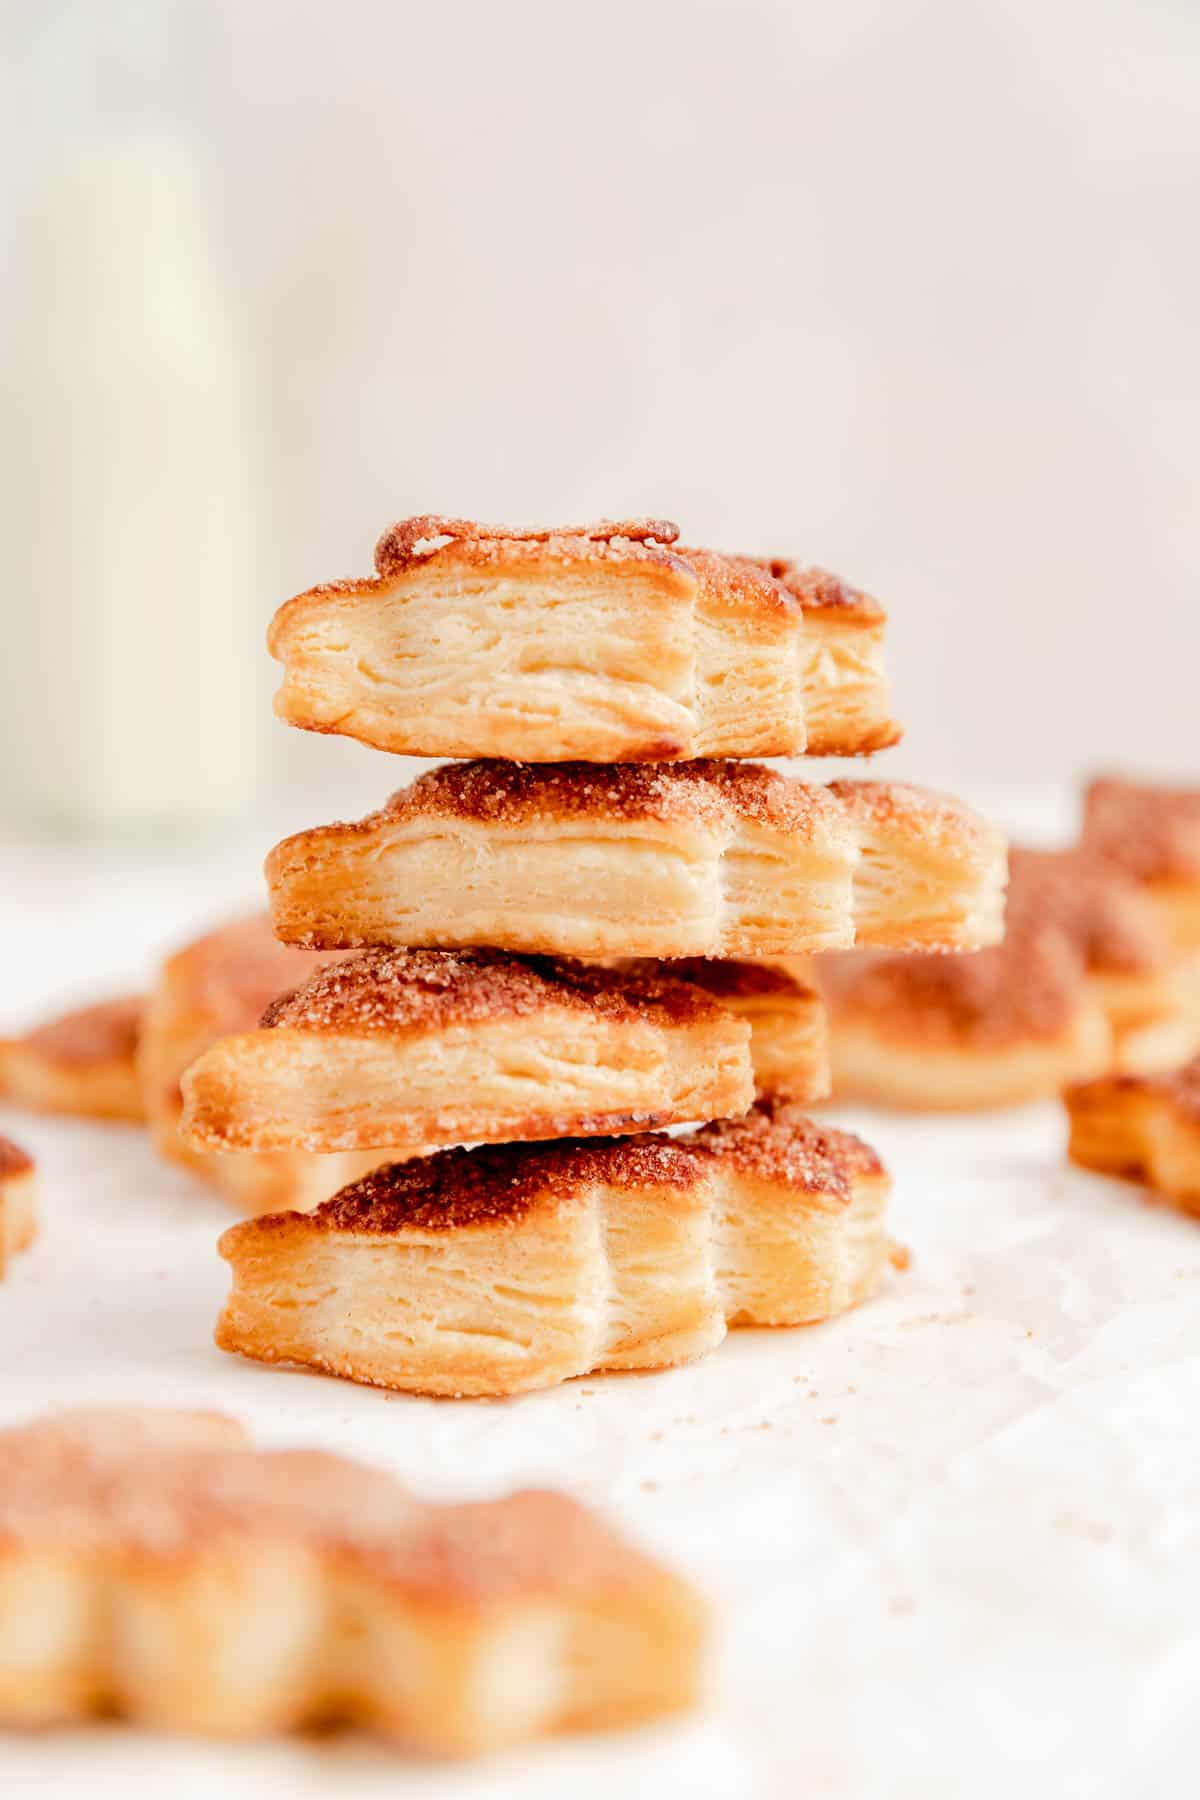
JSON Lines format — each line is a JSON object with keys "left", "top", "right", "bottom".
{"left": 180, "top": 949, "right": 753, "bottom": 1154}
{"left": 216, "top": 1100, "right": 892, "bottom": 1399}
{"left": 0, "top": 1138, "right": 36, "bottom": 1278}
{"left": 623, "top": 957, "right": 830, "bottom": 1103}
{"left": 268, "top": 515, "right": 899, "bottom": 763}
{"left": 1065, "top": 1058, "right": 1200, "bottom": 1216}
{"left": 139, "top": 916, "right": 384, "bottom": 1214}
{"left": 1081, "top": 777, "right": 1200, "bottom": 953}
{"left": 0, "top": 997, "right": 143, "bottom": 1122}
{"left": 0, "top": 1408, "right": 704, "bottom": 1752}
{"left": 266, "top": 762, "right": 1006, "bottom": 960}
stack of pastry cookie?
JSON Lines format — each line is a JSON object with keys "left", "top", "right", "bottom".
{"left": 181, "top": 516, "right": 1006, "bottom": 1397}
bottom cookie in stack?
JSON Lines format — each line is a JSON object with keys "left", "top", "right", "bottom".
{"left": 216, "top": 1099, "right": 894, "bottom": 1398}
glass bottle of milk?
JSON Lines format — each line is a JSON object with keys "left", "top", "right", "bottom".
{"left": 1, "top": 0, "right": 261, "bottom": 835}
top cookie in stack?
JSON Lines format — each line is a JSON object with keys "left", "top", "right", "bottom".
{"left": 268, "top": 516, "right": 900, "bottom": 763}
{"left": 200, "top": 515, "right": 1006, "bottom": 1400}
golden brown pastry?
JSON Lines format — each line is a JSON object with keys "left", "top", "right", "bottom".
{"left": 1081, "top": 777, "right": 1200, "bottom": 953}
{"left": 819, "top": 927, "right": 1112, "bottom": 1111}
{"left": 266, "top": 762, "right": 1006, "bottom": 960}
{"left": 1005, "top": 846, "right": 1200, "bottom": 1072}
{"left": 139, "top": 915, "right": 383, "bottom": 1214}
{"left": 216, "top": 1100, "right": 892, "bottom": 1399}
{"left": 735, "top": 556, "right": 900, "bottom": 755}
{"left": 0, "top": 1407, "right": 705, "bottom": 1752}
{"left": 268, "top": 515, "right": 899, "bottom": 764}
{"left": 0, "top": 1138, "right": 37, "bottom": 1277}
{"left": 623, "top": 958, "right": 830, "bottom": 1103}
{"left": 1065, "top": 1058, "right": 1200, "bottom": 1216}
{"left": 179, "top": 949, "right": 754, "bottom": 1155}
{"left": 0, "top": 996, "right": 144, "bottom": 1121}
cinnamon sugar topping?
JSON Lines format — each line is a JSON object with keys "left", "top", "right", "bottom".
{"left": 20, "top": 995, "right": 142, "bottom": 1068}
{"left": 0, "top": 1135, "right": 33, "bottom": 1178}
{"left": 374, "top": 515, "right": 681, "bottom": 576}
{"left": 381, "top": 758, "right": 848, "bottom": 836}
{"left": 821, "top": 928, "right": 1088, "bottom": 1048}
{"left": 292, "top": 1137, "right": 705, "bottom": 1236}
{"left": 627, "top": 958, "right": 816, "bottom": 1002}
{"left": 687, "top": 1098, "right": 883, "bottom": 1196}
{"left": 737, "top": 556, "right": 885, "bottom": 622}
{"left": 1082, "top": 778, "right": 1200, "bottom": 883}
{"left": 0, "top": 1411, "right": 648, "bottom": 1602}
{"left": 1007, "top": 847, "right": 1167, "bottom": 974}
{"left": 261, "top": 948, "right": 721, "bottom": 1034}
{"left": 241, "top": 1102, "right": 881, "bottom": 1238}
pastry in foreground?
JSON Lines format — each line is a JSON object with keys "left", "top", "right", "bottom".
{"left": 266, "top": 762, "right": 1006, "bottom": 959}
{"left": 0, "top": 996, "right": 143, "bottom": 1121}
{"left": 268, "top": 514, "right": 900, "bottom": 763}
{"left": 139, "top": 915, "right": 383, "bottom": 1214}
{"left": 1064, "top": 1058, "right": 1200, "bottom": 1216}
{"left": 180, "top": 949, "right": 754, "bottom": 1154}
{"left": 819, "top": 927, "right": 1112, "bottom": 1111}
{"left": 1081, "top": 776, "right": 1200, "bottom": 953}
{"left": 0, "top": 1408, "right": 705, "bottom": 1751}
{"left": 216, "top": 1100, "right": 892, "bottom": 1398}
{"left": 0, "top": 1138, "right": 37, "bottom": 1277}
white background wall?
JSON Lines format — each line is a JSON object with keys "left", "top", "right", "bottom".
{"left": 3, "top": 0, "right": 1198, "bottom": 827}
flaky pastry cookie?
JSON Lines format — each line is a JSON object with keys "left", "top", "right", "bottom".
{"left": 819, "top": 926, "right": 1112, "bottom": 1111}
{"left": 1065, "top": 1058, "right": 1200, "bottom": 1216}
{"left": 268, "top": 515, "right": 899, "bottom": 763}
{"left": 734, "top": 555, "right": 899, "bottom": 755}
{"left": 0, "top": 996, "right": 143, "bottom": 1121}
{"left": 266, "top": 762, "right": 1006, "bottom": 960}
{"left": 1081, "top": 777, "right": 1200, "bottom": 954}
{"left": 0, "top": 1408, "right": 705, "bottom": 1751}
{"left": 622, "top": 958, "right": 830, "bottom": 1103}
{"left": 0, "top": 1138, "right": 37, "bottom": 1278}
{"left": 179, "top": 949, "right": 754, "bottom": 1154}
{"left": 216, "top": 1100, "right": 892, "bottom": 1399}
{"left": 1005, "top": 846, "right": 1199, "bottom": 1072}
{"left": 139, "top": 916, "right": 383, "bottom": 1214}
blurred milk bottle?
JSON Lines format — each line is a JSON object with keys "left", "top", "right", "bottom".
{"left": 2, "top": 0, "right": 261, "bottom": 834}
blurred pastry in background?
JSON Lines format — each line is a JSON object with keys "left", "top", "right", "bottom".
{"left": 268, "top": 514, "right": 899, "bottom": 765}
{"left": 1081, "top": 776, "right": 1200, "bottom": 960}
{"left": 818, "top": 926, "right": 1110, "bottom": 1112}
{"left": 179, "top": 948, "right": 756, "bottom": 1157}
{"left": 0, "top": 1407, "right": 706, "bottom": 1751}
{"left": 1065, "top": 1058, "right": 1200, "bottom": 1218}
{"left": 1004, "top": 846, "right": 1200, "bottom": 1072}
{"left": 0, "top": 996, "right": 144, "bottom": 1121}
{"left": 819, "top": 839, "right": 1200, "bottom": 1110}
{"left": 139, "top": 915, "right": 382, "bottom": 1215}
{"left": 0, "top": 1137, "right": 37, "bottom": 1277}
